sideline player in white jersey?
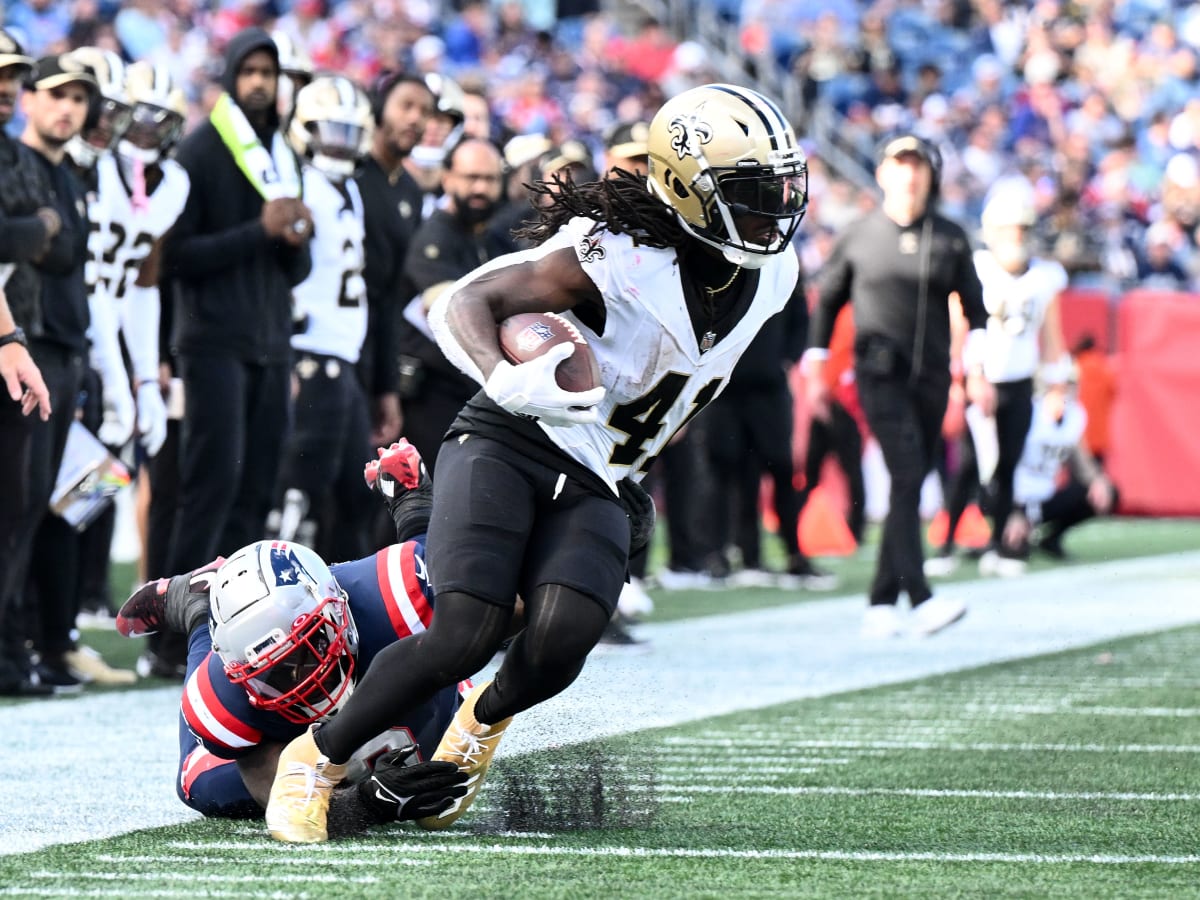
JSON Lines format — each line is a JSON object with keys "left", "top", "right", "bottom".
{"left": 929, "top": 187, "right": 1072, "bottom": 577}
{"left": 1004, "top": 375, "right": 1116, "bottom": 561}
{"left": 268, "top": 75, "right": 375, "bottom": 562}
{"left": 66, "top": 47, "right": 141, "bottom": 451}
{"left": 264, "top": 83, "right": 810, "bottom": 842}
{"left": 86, "top": 60, "right": 190, "bottom": 458}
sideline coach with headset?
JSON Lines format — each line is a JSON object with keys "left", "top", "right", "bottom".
{"left": 805, "top": 134, "right": 993, "bottom": 638}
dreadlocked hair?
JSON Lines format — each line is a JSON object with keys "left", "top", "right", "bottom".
{"left": 514, "top": 168, "right": 687, "bottom": 250}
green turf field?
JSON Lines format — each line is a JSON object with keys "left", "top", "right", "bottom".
{"left": 3, "top": 624, "right": 1197, "bottom": 898}
{"left": 2, "top": 517, "right": 1197, "bottom": 897}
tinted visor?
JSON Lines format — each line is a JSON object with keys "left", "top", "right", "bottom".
{"left": 717, "top": 168, "right": 807, "bottom": 219}
{"left": 309, "top": 120, "right": 366, "bottom": 161}
{"left": 123, "top": 102, "right": 183, "bottom": 151}
{"left": 85, "top": 97, "right": 133, "bottom": 150}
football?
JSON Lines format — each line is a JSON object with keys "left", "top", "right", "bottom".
{"left": 498, "top": 312, "right": 602, "bottom": 394}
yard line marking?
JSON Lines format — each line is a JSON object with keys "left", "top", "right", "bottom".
{"left": 165, "top": 840, "right": 1200, "bottom": 865}
{"left": 662, "top": 737, "right": 1200, "bottom": 753}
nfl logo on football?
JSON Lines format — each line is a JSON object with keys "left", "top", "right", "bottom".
{"left": 517, "top": 323, "right": 556, "bottom": 354}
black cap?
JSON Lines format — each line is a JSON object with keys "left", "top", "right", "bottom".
{"left": 605, "top": 120, "right": 650, "bottom": 160}
{"left": 878, "top": 134, "right": 935, "bottom": 166}
{"left": 27, "top": 53, "right": 98, "bottom": 93}
{"left": 0, "top": 29, "right": 34, "bottom": 74}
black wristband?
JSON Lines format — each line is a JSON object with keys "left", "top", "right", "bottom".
{"left": 0, "top": 327, "right": 27, "bottom": 349}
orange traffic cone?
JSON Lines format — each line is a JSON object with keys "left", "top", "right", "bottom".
{"left": 926, "top": 503, "right": 992, "bottom": 549}
{"left": 798, "top": 485, "right": 858, "bottom": 557}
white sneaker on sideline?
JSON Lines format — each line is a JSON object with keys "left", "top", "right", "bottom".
{"left": 726, "top": 568, "right": 778, "bottom": 589}
{"left": 912, "top": 596, "right": 967, "bottom": 637}
{"left": 979, "top": 550, "right": 1027, "bottom": 578}
{"left": 923, "top": 554, "right": 959, "bottom": 578}
{"left": 617, "top": 577, "right": 654, "bottom": 620}
{"left": 861, "top": 604, "right": 904, "bottom": 639}
{"left": 655, "top": 569, "right": 716, "bottom": 591}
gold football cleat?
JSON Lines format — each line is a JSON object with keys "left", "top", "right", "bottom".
{"left": 265, "top": 726, "right": 348, "bottom": 843}
{"left": 417, "top": 681, "right": 513, "bottom": 830}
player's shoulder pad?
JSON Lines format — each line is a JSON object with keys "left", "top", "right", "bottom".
{"left": 180, "top": 651, "right": 264, "bottom": 757}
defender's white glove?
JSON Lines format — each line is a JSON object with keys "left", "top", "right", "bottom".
{"left": 136, "top": 381, "right": 168, "bottom": 456}
{"left": 484, "top": 343, "right": 605, "bottom": 426}
{"left": 98, "top": 375, "right": 136, "bottom": 448}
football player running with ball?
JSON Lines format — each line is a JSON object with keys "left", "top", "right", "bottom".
{"left": 265, "top": 83, "right": 811, "bottom": 841}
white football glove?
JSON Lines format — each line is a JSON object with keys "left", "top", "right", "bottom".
{"left": 97, "top": 375, "right": 136, "bottom": 449}
{"left": 136, "top": 381, "right": 168, "bottom": 456}
{"left": 484, "top": 343, "right": 605, "bottom": 427}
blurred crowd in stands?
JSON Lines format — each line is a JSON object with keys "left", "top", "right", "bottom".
{"left": 8, "top": 0, "right": 1200, "bottom": 291}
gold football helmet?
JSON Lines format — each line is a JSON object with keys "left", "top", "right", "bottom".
{"left": 647, "top": 84, "right": 808, "bottom": 268}
{"left": 119, "top": 61, "right": 186, "bottom": 164}
{"left": 288, "top": 75, "right": 372, "bottom": 180}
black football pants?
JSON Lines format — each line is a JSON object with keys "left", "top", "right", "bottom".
{"left": 856, "top": 369, "right": 949, "bottom": 607}
{"left": 166, "top": 355, "right": 290, "bottom": 574}
{"left": 275, "top": 353, "right": 374, "bottom": 562}
{"left": 943, "top": 378, "right": 1034, "bottom": 554}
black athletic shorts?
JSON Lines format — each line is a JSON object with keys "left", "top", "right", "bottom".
{"left": 425, "top": 433, "right": 630, "bottom": 615}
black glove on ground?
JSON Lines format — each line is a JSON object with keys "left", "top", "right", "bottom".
{"left": 357, "top": 744, "right": 469, "bottom": 822}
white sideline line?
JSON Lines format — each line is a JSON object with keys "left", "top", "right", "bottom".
{"left": 3, "top": 551, "right": 1200, "bottom": 857}
{"left": 93, "top": 854, "right": 433, "bottom": 867}
{"left": 652, "top": 785, "right": 1200, "bottom": 802}
{"left": 166, "top": 840, "right": 1200, "bottom": 866}
{"left": 26, "top": 873, "right": 378, "bottom": 884}
{"left": 958, "top": 704, "right": 1200, "bottom": 717}
{"left": 661, "top": 737, "right": 1200, "bottom": 753}
{"left": 0, "top": 892, "right": 287, "bottom": 899}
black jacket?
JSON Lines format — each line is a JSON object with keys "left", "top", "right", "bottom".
{"left": 355, "top": 155, "right": 425, "bottom": 397}
{"left": 163, "top": 28, "right": 310, "bottom": 363}
{"left": 30, "top": 152, "right": 89, "bottom": 352}
{"left": 398, "top": 208, "right": 518, "bottom": 396}
{"left": 810, "top": 207, "right": 987, "bottom": 381}
{"left": 0, "top": 134, "right": 71, "bottom": 336}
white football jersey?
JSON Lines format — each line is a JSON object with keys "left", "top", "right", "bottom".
{"left": 87, "top": 154, "right": 189, "bottom": 302}
{"left": 974, "top": 251, "right": 1067, "bottom": 383}
{"left": 1013, "top": 396, "right": 1087, "bottom": 505}
{"left": 450, "top": 216, "right": 799, "bottom": 492}
{"left": 291, "top": 167, "right": 368, "bottom": 364}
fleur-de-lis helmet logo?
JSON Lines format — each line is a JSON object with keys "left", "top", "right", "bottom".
{"left": 668, "top": 106, "right": 713, "bottom": 161}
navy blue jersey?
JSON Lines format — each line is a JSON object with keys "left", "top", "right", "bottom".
{"left": 180, "top": 538, "right": 464, "bottom": 764}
